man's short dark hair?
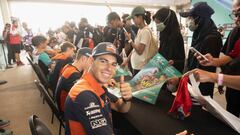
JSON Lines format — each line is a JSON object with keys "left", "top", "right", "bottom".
{"left": 60, "top": 42, "right": 76, "bottom": 52}
{"left": 32, "top": 35, "right": 47, "bottom": 47}
{"left": 75, "top": 48, "right": 91, "bottom": 60}
{"left": 122, "top": 14, "right": 130, "bottom": 20}
{"left": 107, "top": 12, "right": 120, "bottom": 24}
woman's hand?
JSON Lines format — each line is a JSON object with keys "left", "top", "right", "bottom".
{"left": 195, "top": 53, "right": 214, "bottom": 66}
{"left": 184, "top": 68, "right": 217, "bottom": 83}
{"left": 124, "top": 31, "right": 131, "bottom": 41}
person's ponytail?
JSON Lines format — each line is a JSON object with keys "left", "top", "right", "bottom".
{"left": 144, "top": 11, "right": 151, "bottom": 25}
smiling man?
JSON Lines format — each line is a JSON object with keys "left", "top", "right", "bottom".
{"left": 64, "top": 42, "right": 132, "bottom": 135}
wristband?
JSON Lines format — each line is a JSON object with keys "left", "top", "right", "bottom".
{"left": 217, "top": 73, "right": 224, "bottom": 86}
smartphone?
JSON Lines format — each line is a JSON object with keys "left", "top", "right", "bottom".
{"left": 189, "top": 47, "right": 209, "bottom": 61}
{"left": 123, "top": 27, "right": 128, "bottom": 33}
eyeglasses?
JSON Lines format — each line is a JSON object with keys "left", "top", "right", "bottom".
{"left": 95, "top": 57, "right": 118, "bottom": 69}
{"left": 229, "top": 11, "right": 240, "bottom": 20}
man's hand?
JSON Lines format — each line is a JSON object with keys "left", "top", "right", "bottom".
{"left": 120, "top": 75, "right": 132, "bottom": 101}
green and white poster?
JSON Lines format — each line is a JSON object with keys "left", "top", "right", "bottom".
{"left": 129, "top": 53, "right": 182, "bottom": 104}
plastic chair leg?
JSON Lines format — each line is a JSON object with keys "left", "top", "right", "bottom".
{"left": 59, "top": 124, "right": 62, "bottom": 135}
{"left": 51, "top": 112, "right": 54, "bottom": 124}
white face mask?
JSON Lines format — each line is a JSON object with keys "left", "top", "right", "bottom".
{"left": 156, "top": 23, "right": 166, "bottom": 32}
{"left": 156, "top": 10, "right": 171, "bottom": 32}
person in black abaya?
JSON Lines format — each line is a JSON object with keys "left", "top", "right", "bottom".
{"left": 153, "top": 8, "right": 185, "bottom": 73}
{"left": 180, "top": 2, "right": 222, "bottom": 97}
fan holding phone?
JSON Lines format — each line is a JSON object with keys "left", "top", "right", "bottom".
{"left": 189, "top": 47, "right": 209, "bottom": 61}
{"left": 179, "top": 2, "right": 223, "bottom": 98}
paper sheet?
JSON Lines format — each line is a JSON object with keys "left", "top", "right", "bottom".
{"left": 189, "top": 74, "right": 240, "bottom": 133}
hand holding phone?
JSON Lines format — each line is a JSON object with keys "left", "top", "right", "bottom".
{"left": 123, "top": 27, "right": 131, "bottom": 41}
{"left": 189, "top": 47, "right": 209, "bottom": 61}
{"left": 123, "top": 27, "right": 128, "bottom": 33}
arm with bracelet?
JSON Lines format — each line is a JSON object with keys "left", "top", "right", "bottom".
{"left": 124, "top": 30, "right": 145, "bottom": 55}
{"left": 190, "top": 69, "right": 240, "bottom": 90}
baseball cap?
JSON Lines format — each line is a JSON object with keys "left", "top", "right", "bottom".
{"left": 127, "top": 6, "right": 146, "bottom": 20}
{"left": 92, "top": 42, "right": 123, "bottom": 64}
{"left": 77, "top": 47, "right": 92, "bottom": 57}
{"left": 180, "top": 2, "right": 214, "bottom": 18}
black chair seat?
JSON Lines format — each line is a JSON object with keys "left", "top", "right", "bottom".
{"left": 28, "top": 115, "right": 52, "bottom": 135}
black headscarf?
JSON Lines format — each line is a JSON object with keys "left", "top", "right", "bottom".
{"left": 153, "top": 8, "right": 185, "bottom": 72}
{"left": 187, "top": 16, "right": 222, "bottom": 71}
{"left": 154, "top": 8, "right": 181, "bottom": 47}
{"left": 191, "top": 16, "right": 219, "bottom": 49}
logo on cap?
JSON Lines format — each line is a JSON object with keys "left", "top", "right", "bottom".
{"left": 106, "top": 45, "right": 116, "bottom": 54}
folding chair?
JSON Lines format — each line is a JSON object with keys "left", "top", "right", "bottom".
{"left": 28, "top": 115, "right": 52, "bottom": 135}
{"left": 35, "top": 81, "right": 65, "bottom": 135}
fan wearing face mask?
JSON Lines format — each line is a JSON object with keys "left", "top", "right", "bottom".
{"left": 153, "top": 8, "right": 185, "bottom": 73}
{"left": 180, "top": 2, "right": 222, "bottom": 98}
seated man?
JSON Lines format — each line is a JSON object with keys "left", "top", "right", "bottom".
{"left": 32, "top": 35, "right": 52, "bottom": 76}
{"left": 55, "top": 47, "right": 92, "bottom": 113}
{"left": 64, "top": 42, "right": 132, "bottom": 135}
{"left": 45, "top": 37, "right": 61, "bottom": 58}
{"left": 49, "top": 42, "right": 76, "bottom": 92}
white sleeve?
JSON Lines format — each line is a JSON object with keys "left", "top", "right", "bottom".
{"left": 139, "top": 29, "right": 151, "bottom": 46}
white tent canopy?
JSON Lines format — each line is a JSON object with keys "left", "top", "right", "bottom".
{"left": 9, "top": 0, "right": 190, "bottom": 8}
{"left": 1, "top": 0, "right": 190, "bottom": 33}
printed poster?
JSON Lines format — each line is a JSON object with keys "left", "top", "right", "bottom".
{"left": 129, "top": 53, "right": 182, "bottom": 104}
{"left": 108, "top": 53, "right": 182, "bottom": 104}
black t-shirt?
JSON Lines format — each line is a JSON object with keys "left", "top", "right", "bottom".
{"left": 103, "top": 26, "right": 118, "bottom": 43}
{"left": 221, "top": 27, "right": 240, "bottom": 75}
{"left": 222, "top": 27, "right": 240, "bottom": 56}
{"left": 187, "top": 33, "right": 222, "bottom": 72}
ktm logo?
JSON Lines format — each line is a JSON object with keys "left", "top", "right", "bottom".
{"left": 106, "top": 45, "right": 116, "bottom": 53}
